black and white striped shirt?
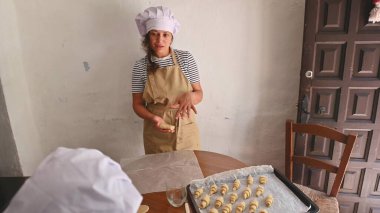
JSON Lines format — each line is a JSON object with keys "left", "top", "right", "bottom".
{"left": 132, "top": 49, "right": 200, "bottom": 93}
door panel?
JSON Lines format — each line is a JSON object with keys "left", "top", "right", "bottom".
{"left": 344, "top": 129, "right": 372, "bottom": 161}
{"left": 307, "top": 168, "right": 328, "bottom": 192}
{"left": 339, "top": 201, "right": 359, "bottom": 213}
{"left": 298, "top": 0, "right": 380, "bottom": 211}
{"left": 314, "top": 42, "right": 346, "bottom": 79}
{"left": 308, "top": 135, "right": 333, "bottom": 158}
{"left": 339, "top": 168, "right": 365, "bottom": 196}
{"left": 367, "top": 169, "right": 380, "bottom": 196}
{"left": 352, "top": 43, "right": 380, "bottom": 79}
{"left": 317, "top": 0, "right": 350, "bottom": 33}
{"left": 346, "top": 88, "right": 378, "bottom": 122}
{"left": 310, "top": 87, "right": 341, "bottom": 120}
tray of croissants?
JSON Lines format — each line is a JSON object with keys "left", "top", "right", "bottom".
{"left": 186, "top": 165, "right": 319, "bottom": 213}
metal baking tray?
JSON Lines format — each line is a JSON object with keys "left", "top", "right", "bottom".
{"left": 186, "top": 168, "right": 319, "bottom": 213}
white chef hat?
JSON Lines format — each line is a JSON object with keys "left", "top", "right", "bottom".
{"left": 4, "top": 147, "right": 142, "bottom": 213}
{"left": 135, "top": 6, "right": 180, "bottom": 36}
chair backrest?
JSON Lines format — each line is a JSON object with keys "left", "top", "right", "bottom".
{"left": 285, "top": 119, "right": 356, "bottom": 197}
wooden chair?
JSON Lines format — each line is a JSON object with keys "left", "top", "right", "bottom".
{"left": 285, "top": 119, "right": 356, "bottom": 212}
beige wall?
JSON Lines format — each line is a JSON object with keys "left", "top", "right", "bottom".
{"left": 0, "top": 0, "right": 44, "bottom": 175}
{"left": 0, "top": 0, "right": 305, "bottom": 175}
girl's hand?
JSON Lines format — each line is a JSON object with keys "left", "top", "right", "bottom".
{"left": 151, "top": 115, "right": 175, "bottom": 133}
{"left": 170, "top": 92, "right": 197, "bottom": 119}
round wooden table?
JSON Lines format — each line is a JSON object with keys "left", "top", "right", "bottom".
{"left": 141, "top": 150, "right": 247, "bottom": 213}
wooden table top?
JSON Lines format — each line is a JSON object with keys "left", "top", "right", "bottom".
{"left": 141, "top": 150, "right": 247, "bottom": 213}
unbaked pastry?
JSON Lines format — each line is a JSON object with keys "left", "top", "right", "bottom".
{"left": 221, "top": 203, "right": 232, "bottom": 213}
{"left": 209, "top": 208, "right": 219, "bottom": 213}
{"left": 194, "top": 187, "right": 203, "bottom": 198}
{"left": 249, "top": 199, "right": 259, "bottom": 212}
{"left": 210, "top": 183, "right": 218, "bottom": 195}
{"left": 255, "top": 185, "right": 264, "bottom": 197}
{"left": 247, "top": 174, "right": 254, "bottom": 185}
{"left": 158, "top": 122, "right": 175, "bottom": 131}
{"left": 215, "top": 196, "right": 224, "bottom": 208}
{"left": 265, "top": 195, "right": 273, "bottom": 207}
{"left": 242, "top": 187, "right": 252, "bottom": 199}
{"left": 220, "top": 184, "right": 229, "bottom": 195}
{"left": 233, "top": 178, "right": 241, "bottom": 191}
{"left": 200, "top": 194, "right": 210, "bottom": 209}
{"left": 229, "top": 192, "right": 238, "bottom": 204}
{"left": 235, "top": 201, "right": 246, "bottom": 213}
{"left": 137, "top": 205, "right": 149, "bottom": 213}
{"left": 259, "top": 176, "right": 267, "bottom": 184}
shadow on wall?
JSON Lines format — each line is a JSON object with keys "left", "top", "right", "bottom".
{"left": 0, "top": 79, "right": 22, "bottom": 176}
{"left": 231, "top": 0, "right": 304, "bottom": 173}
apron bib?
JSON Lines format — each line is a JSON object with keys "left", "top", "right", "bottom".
{"left": 142, "top": 50, "right": 200, "bottom": 154}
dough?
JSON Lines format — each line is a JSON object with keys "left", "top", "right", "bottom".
{"left": 242, "top": 187, "right": 252, "bottom": 199}
{"left": 247, "top": 174, "right": 254, "bottom": 185}
{"left": 194, "top": 187, "right": 203, "bottom": 198}
{"left": 259, "top": 176, "right": 267, "bottom": 185}
{"left": 200, "top": 194, "right": 210, "bottom": 209}
{"left": 221, "top": 203, "right": 232, "bottom": 213}
{"left": 230, "top": 192, "right": 238, "bottom": 204}
{"left": 235, "top": 201, "right": 246, "bottom": 213}
{"left": 249, "top": 199, "right": 259, "bottom": 212}
{"left": 220, "top": 184, "right": 229, "bottom": 195}
{"left": 209, "top": 208, "right": 218, "bottom": 213}
{"left": 210, "top": 183, "right": 218, "bottom": 195}
{"left": 256, "top": 185, "right": 264, "bottom": 197}
{"left": 215, "top": 196, "right": 224, "bottom": 208}
{"left": 137, "top": 205, "right": 149, "bottom": 213}
{"left": 158, "top": 122, "right": 175, "bottom": 131}
{"left": 233, "top": 178, "right": 241, "bottom": 191}
{"left": 265, "top": 195, "right": 273, "bottom": 207}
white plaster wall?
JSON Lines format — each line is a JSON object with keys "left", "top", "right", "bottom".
{"left": 0, "top": 0, "right": 45, "bottom": 175}
{"left": 0, "top": 0, "right": 305, "bottom": 175}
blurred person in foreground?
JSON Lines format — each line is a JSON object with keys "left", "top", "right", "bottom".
{"left": 4, "top": 147, "right": 142, "bottom": 213}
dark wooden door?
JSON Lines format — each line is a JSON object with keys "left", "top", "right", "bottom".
{"left": 297, "top": 0, "right": 380, "bottom": 212}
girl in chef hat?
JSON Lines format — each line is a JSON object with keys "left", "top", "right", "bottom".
{"left": 4, "top": 147, "right": 143, "bottom": 213}
{"left": 132, "top": 6, "right": 203, "bottom": 154}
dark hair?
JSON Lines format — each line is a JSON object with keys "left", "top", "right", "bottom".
{"left": 142, "top": 32, "right": 159, "bottom": 73}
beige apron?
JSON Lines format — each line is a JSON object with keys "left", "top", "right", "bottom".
{"left": 142, "top": 50, "right": 200, "bottom": 154}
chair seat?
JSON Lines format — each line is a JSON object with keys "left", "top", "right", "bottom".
{"left": 294, "top": 183, "right": 339, "bottom": 213}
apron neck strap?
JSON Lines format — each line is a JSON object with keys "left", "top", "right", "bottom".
{"left": 170, "top": 48, "right": 178, "bottom": 66}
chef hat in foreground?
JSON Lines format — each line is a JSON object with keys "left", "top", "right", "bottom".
{"left": 135, "top": 6, "right": 180, "bottom": 36}
{"left": 4, "top": 147, "right": 142, "bottom": 213}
